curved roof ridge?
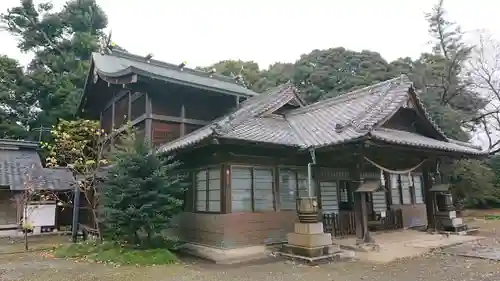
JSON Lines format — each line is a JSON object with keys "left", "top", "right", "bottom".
{"left": 287, "top": 75, "right": 410, "bottom": 116}
{"left": 98, "top": 50, "right": 243, "bottom": 85}
{"left": 409, "top": 88, "right": 449, "bottom": 140}
{"left": 157, "top": 83, "right": 298, "bottom": 153}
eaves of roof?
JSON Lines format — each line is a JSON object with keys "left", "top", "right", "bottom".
{"left": 157, "top": 75, "right": 487, "bottom": 157}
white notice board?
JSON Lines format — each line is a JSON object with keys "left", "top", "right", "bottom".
{"left": 25, "top": 204, "right": 56, "bottom": 227}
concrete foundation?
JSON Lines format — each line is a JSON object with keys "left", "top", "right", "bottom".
{"left": 281, "top": 222, "right": 338, "bottom": 261}
{"left": 179, "top": 243, "right": 272, "bottom": 264}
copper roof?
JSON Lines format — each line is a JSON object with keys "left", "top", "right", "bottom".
{"left": 157, "top": 75, "right": 486, "bottom": 156}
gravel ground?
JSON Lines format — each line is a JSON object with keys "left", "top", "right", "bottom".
{"left": 1, "top": 247, "right": 500, "bottom": 281}
{"left": 1, "top": 218, "right": 499, "bottom": 281}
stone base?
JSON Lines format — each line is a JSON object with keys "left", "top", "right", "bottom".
{"left": 179, "top": 243, "right": 272, "bottom": 264}
{"left": 294, "top": 222, "right": 324, "bottom": 234}
{"left": 287, "top": 232, "right": 332, "bottom": 247}
{"left": 282, "top": 244, "right": 339, "bottom": 258}
{"left": 282, "top": 222, "right": 336, "bottom": 259}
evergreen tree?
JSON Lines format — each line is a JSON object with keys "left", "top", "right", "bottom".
{"left": 1, "top": 0, "right": 108, "bottom": 139}
{"left": 101, "top": 132, "right": 185, "bottom": 245}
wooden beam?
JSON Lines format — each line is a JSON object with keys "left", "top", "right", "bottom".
{"left": 108, "top": 114, "right": 146, "bottom": 137}
{"left": 130, "top": 92, "right": 144, "bottom": 103}
{"left": 103, "top": 88, "right": 131, "bottom": 112}
{"left": 99, "top": 73, "right": 138, "bottom": 86}
{"left": 150, "top": 114, "right": 209, "bottom": 126}
{"left": 138, "top": 75, "right": 254, "bottom": 99}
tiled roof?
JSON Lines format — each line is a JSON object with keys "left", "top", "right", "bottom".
{"left": 0, "top": 145, "right": 74, "bottom": 191}
{"left": 91, "top": 50, "right": 257, "bottom": 97}
{"left": 158, "top": 83, "right": 305, "bottom": 152}
{"left": 369, "top": 128, "right": 484, "bottom": 155}
{"left": 157, "top": 75, "right": 487, "bottom": 156}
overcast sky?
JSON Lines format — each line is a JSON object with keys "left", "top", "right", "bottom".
{"left": 1, "top": 0, "right": 499, "bottom": 69}
{"left": 0, "top": 0, "right": 499, "bottom": 147}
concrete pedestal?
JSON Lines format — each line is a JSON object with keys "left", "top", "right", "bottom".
{"left": 281, "top": 222, "right": 339, "bottom": 262}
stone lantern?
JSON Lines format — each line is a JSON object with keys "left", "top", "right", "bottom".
{"left": 281, "top": 153, "right": 339, "bottom": 262}
{"left": 296, "top": 197, "right": 319, "bottom": 223}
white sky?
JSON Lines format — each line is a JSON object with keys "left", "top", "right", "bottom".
{"left": 1, "top": 0, "right": 499, "bottom": 148}
{"left": 1, "top": 0, "right": 499, "bottom": 69}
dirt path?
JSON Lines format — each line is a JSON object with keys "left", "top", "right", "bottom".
{"left": 1, "top": 249, "right": 500, "bottom": 281}
{"left": 2, "top": 213, "right": 500, "bottom": 281}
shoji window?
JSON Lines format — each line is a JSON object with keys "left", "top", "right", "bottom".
{"left": 279, "top": 168, "right": 316, "bottom": 210}
{"left": 231, "top": 167, "right": 274, "bottom": 212}
{"left": 390, "top": 174, "right": 401, "bottom": 205}
{"left": 279, "top": 169, "right": 297, "bottom": 210}
{"left": 413, "top": 175, "right": 424, "bottom": 204}
{"left": 400, "top": 175, "right": 412, "bottom": 205}
{"left": 319, "top": 181, "right": 339, "bottom": 214}
{"left": 195, "top": 168, "right": 221, "bottom": 212}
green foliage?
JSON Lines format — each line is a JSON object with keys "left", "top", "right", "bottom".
{"left": 101, "top": 131, "right": 185, "bottom": 246}
{"left": 0, "top": 0, "right": 497, "bottom": 209}
{"left": 293, "top": 48, "right": 395, "bottom": 102}
{"left": 54, "top": 240, "right": 178, "bottom": 265}
{"left": 1, "top": 0, "right": 108, "bottom": 140}
{"left": 0, "top": 55, "right": 33, "bottom": 138}
{"left": 198, "top": 60, "right": 262, "bottom": 89}
{"left": 199, "top": 1, "right": 493, "bottom": 207}
{"left": 485, "top": 214, "right": 500, "bottom": 220}
{"left": 445, "top": 160, "right": 497, "bottom": 207}
{"left": 41, "top": 119, "right": 108, "bottom": 171}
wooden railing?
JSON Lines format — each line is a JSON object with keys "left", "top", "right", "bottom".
{"left": 369, "top": 209, "right": 404, "bottom": 232}
{"left": 323, "top": 211, "right": 356, "bottom": 237}
{"left": 322, "top": 209, "right": 403, "bottom": 237}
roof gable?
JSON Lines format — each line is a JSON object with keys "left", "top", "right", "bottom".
{"left": 79, "top": 50, "right": 259, "bottom": 115}
{"left": 287, "top": 75, "right": 445, "bottom": 135}
{"left": 157, "top": 75, "right": 486, "bottom": 156}
{"left": 158, "top": 83, "right": 305, "bottom": 152}
{"left": 91, "top": 50, "right": 257, "bottom": 97}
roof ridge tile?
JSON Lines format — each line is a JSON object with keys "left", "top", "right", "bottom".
{"left": 98, "top": 50, "right": 241, "bottom": 85}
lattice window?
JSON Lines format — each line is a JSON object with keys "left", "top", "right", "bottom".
{"left": 231, "top": 167, "right": 274, "bottom": 212}
{"left": 413, "top": 175, "right": 424, "bottom": 204}
{"left": 195, "top": 169, "right": 221, "bottom": 212}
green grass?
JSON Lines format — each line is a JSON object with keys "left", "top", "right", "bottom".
{"left": 53, "top": 240, "right": 178, "bottom": 265}
{"left": 485, "top": 214, "right": 500, "bottom": 220}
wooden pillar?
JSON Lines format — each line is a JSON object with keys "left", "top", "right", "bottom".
{"left": 145, "top": 92, "right": 153, "bottom": 145}
{"left": 423, "top": 162, "right": 436, "bottom": 231}
{"left": 111, "top": 91, "right": 116, "bottom": 130}
{"left": 220, "top": 164, "right": 230, "bottom": 214}
{"left": 180, "top": 104, "right": 186, "bottom": 137}
{"left": 351, "top": 148, "right": 370, "bottom": 244}
{"left": 110, "top": 91, "right": 116, "bottom": 147}
{"left": 127, "top": 91, "right": 132, "bottom": 122}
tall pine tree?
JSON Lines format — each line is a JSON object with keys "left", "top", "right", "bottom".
{"left": 101, "top": 132, "right": 184, "bottom": 245}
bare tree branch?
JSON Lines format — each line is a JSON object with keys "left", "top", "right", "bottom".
{"left": 468, "top": 31, "right": 500, "bottom": 153}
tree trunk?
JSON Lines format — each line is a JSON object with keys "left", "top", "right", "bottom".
{"left": 92, "top": 208, "right": 103, "bottom": 242}
{"left": 24, "top": 229, "right": 28, "bottom": 251}
{"left": 134, "top": 231, "right": 140, "bottom": 246}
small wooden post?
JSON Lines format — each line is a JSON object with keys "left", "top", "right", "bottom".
{"left": 351, "top": 146, "right": 370, "bottom": 244}
{"left": 423, "top": 162, "right": 435, "bottom": 231}
{"left": 71, "top": 186, "right": 81, "bottom": 243}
